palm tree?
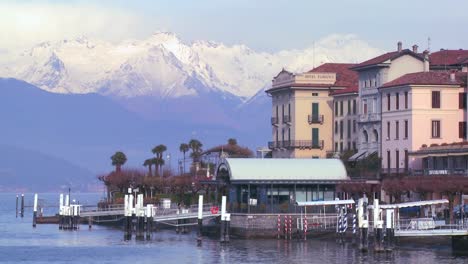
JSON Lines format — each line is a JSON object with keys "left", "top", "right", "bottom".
{"left": 152, "top": 144, "right": 167, "bottom": 177}
{"left": 179, "top": 143, "right": 189, "bottom": 173}
{"left": 111, "top": 151, "right": 127, "bottom": 173}
{"left": 143, "top": 158, "right": 153, "bottom": 177}
{"left": 189, "top": 139, "right": 203, "bottom": 163}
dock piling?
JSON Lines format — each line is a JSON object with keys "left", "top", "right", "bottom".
{"left": 16, "top": 195, "right": 18, "bottom": 218}
{"left": 197, "top": 195, "right": 203, "bottom": 243}
{"left": 33, "top": 194, "right": 38, "bottom": 228}
{"left": 20, "top": 194, "right": 24, "bottom": 218}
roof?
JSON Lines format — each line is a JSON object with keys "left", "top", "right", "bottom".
{"left": 430, "top": 49, "right": 468, "bottom": 66}
{"left": 330, "top": 85, "right": 358, "bottom": 96}
{"left": 297, "top": 199, "right": 355, "bottom": 207}
{"left": 380, "top": 199, "right": 448, "bottom": 209}
{"left": 308, "top": 63, "right": 358, "bottom": 89}
{"left": 409, "top": 141, "right": 468, "bottom": 157}
{"left": 380, "top": 71, "right": 465, "bottom": 89}
{"left": 351, "top": 49, "right": 423, "bottom": 71}
{"left": 216, "top": 158, "right": 348, "bottom": 183}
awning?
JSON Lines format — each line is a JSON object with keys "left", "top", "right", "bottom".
{"left": 380, "top": 199, "right": 448, "bottom": 209}
{"left": 297, "top": 199, "right": 355, "bottom": 207}
{"left": 348, "top": 151, "right": 366, "bottom": 161}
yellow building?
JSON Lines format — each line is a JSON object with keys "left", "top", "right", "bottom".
{"left": 266, "top": 63, "right": 358, "bottom": 158}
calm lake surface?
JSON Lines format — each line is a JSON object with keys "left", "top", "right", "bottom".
{"left": 0, "top": 193, "right": 467, "bottom": 264}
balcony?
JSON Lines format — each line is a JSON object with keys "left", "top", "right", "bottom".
{"left": 271, "top": 117, "right": 278, "bottom": 126}
{"left": 283, "top": 115, "right": 291, "bottom": 124}
{"left": 358, "top": 113, "right": 380, "bottom": 123}
{"left": 308, "top": 114, "right": 324, "bottom": 124}
{"left": 268, "top": 140, "right": 324, "bottom": 150}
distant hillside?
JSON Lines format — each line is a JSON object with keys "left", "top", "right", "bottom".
{"left": 0, "top": 145, "right": 94, "bottom": 191}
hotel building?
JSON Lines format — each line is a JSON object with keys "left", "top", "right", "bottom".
{"left": 266, "top": 63, "right": 357, "bottom": 158}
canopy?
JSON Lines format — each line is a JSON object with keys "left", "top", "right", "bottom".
{"left": 297, "top": 199, "right": 355, "bottom": 206}
{"left": 216, "top": 158, "right": 348, "bottom": 183}
{"left": 380, "top": 199, "right": 448, "bottom": 209}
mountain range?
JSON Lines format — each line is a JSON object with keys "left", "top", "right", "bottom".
{"left": 0, "top": 32, "right": 381, "bottom": 191}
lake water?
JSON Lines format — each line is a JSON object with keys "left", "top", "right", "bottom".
{"left": 0, "top": 193, "right": 467, "bottom": 263}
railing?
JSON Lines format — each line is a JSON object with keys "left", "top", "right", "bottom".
{"left": 358, "top": 113, "right": 380, "bottom": 123}
{"left": 283, "top": 115, "right": 291, "bottom": 124}
{"left": 308, "top": 114, "right": 324, "bottom": 124}
{"left": 268, "top": 140, "right": 324, "bottom": 150}
{"left": 271, "top": 117, "right": 278, "bottom": 126}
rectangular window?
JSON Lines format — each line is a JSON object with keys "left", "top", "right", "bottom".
{"left": 353, "top": 120, "right": 356, "bottom": 133}
{"left": 404, "top": 120, "right": 408, "bottom": 139}
{"left": 312, "top": 128, "right": 319, "bottom": 147}
{"left": 276, "top": 128, "right": 279, "bottom": 142}
{"left": 404, "top": 150, "right": 408, "bottom": 171}
{"left": 432, "top": 120, "right": 441, "bottom": 138}
{"left": 335, "top": 102, "right": 338, "bottom": 116}
{"left": 347, "top": 120, "right": 351, "bottom": 139}
{"left": 363, "top": 100, "right": 368, "bottom": 114}
{"left": 276, "top": 105, "right": 278, "bottom": 118}
{"left": 387, "top": 121, "right": 390, "bottom": 140}
{"left": 396, "top": 150, "right": 400, "bottom": 171}
{"left": 335, "top": 121, "right": 338, "bottom": 134}
{"left": 387, "top": 150, "right": 391, "bottom": 170}
{"left": 347, "top": 142, "right": 351, "bottom": 150}
{"left": 387, "top": 94, "right": 391, "bottom": 111}
{"left": 459, "top": 92, "right": 467, "bottom": 109}
{"left": 432, "top": 91, "right": 440, "bottom": 108}
{"left": 347, "top": 100, "right": 351, "bottom": 115}
{"left": 335, "top": 142, "right": 338, "bottom": 152}
{"left": 459, "top": 122, "right": 467, "bottom": 139}
{"left": 288, "top": 128, "right": 291, "bottom": 141}
{"left": 396, "top": 93, "right": 399, "bottom": 110}
{"left": 353, "top": 100, "right": 357, "bottom": 115}
{"left": 395, "top": 121, "right": 399, "bottom": 139}
{"left": 340, "top": 101, "right": 343, "bottom": 116}
{"left": 404, "top": 91, "right": 408, "bottom": 109}
{"left": 282, "top": 128, "right": 285, "bottom": 142}
{"left": 282, "top": 104, "right": 284, "bottom": 119}
{"left": 340, "top": 120, "right": 343, "bottom": 140}
{"left": 312, "top": 93, "right": 318, "bottom": 96}
{"left": 312, "top": 103, "right": 319, "bottom": 120}
{"left": 353, "top": 141, "right": 356, "bottom": 151}
{"left": 340, "top": 142, "right": 343, "bottom": 152}
{"left": 288, "top": 103, "right": 291, "bottom": 116}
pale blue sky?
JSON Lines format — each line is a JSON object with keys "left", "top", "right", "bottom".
{"left": 1, "top": 0, "right": 467, "bottom": 52}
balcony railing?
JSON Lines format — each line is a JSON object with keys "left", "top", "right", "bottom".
{"left": 271, "top": 117, "right": 278, "bottom": 126}
{"left": 411, "top": 169, "right": 468, "bottom": 176}
{"left": 358, "top": 113, "right": 380, "bottom": 123}
{"left": 283, "top": 115, "right": 291, "bottom": 124}
{"left": 268, "top": 140, "right": 324, "bottom": 150}
{"left": 308, "top": 114, "right": 324, "bottom": 124}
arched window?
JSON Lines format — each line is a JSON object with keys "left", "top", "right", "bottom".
{"left": 363, "top": 130, "right": 369, "bottom": 143}
{"left": 373, "top": 129, "right": 379, "bottom": 142}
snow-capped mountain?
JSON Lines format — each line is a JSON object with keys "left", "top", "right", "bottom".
{"left": 1, "top": 32, "right": 381, "bottom": 100}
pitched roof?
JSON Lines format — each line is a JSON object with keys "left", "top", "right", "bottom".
{"left": 430, "top": 49, "right": 468, "bottom": 66}
{"left": 308, "top": 63, "right": 358, "bottom": 89}
{"left": 351, "top": 49, "right": 423, "bottom": 70}
{"left": 331, "top": 85, "right": 358, "bottom": 96}
{"left": 380, "top": 71, "right": 465, "bottom": 89}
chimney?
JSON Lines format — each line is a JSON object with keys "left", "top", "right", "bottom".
{"left": 412, "top": 44, "right": 418, "bottom": 53}
{"left": 450, "top": 70, "right": 456, "bottom": 82}
{"left": 397, "top": 41, "right": 402, "bottom": 52}
{"left": 423, "top": 50, "right": 430, "bottom": 72}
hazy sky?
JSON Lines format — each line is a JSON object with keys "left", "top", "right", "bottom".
{"left": 1, "top": 0, "right": 467, "bottom": 53}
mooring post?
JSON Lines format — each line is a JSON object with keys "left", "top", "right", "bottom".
{"left": 373, "top": 199, "right": 384, "bottom": 252}
{"left": 304, "top": 212, "right": 308, "bottom": 241}
{"left": 385, "top": 209, "right": 394, "bottom": 251}
{"left": 358, "top": 197, "right": 369, "bottom": 252}
{"left": 33, "top": 193, "right": 38, "bottom": 228}
{"left": 225, "top": 213, "right": 231, "bottom": 243}
{"left": 65, "top": 194, "right": 70, "bottom": 230}
{"left": 146, "top": 204, "right": 153, "bottom": 240}
{"left": 124, "top": 194, "right": 130, "bottom": 240}
{"left": 288, "top": 215, "right": 292, "bottom": 240}
{"left": 220, "top": 195, "right": 227, "bottom": 243}
{"left": 20, "top": 194, "right": 25, "bottom": 218}
{"left": 277, "top": 214, "right": 281, "bottom": 239}
{"left": 16, "top": 195, "right": 18, "bottom": 218}
{"left": 197, "top": 195, "right": 203, "bottom": 243}
{"left": 352, "top": 203, "right": 357, "bottom": 245}
{"left": 59, "top": 194, "right": 63, "bottom": 230}
{"left": 88, "top": 216, "right": 92, "bottom": 229}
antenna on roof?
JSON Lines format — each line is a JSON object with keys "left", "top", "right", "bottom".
{"left": 427, "top": 37, "right": 431, "bottom": 53}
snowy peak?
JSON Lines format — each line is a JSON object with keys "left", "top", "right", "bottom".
{"left": 1, "top": 32, "right": 382, "bottom": 100}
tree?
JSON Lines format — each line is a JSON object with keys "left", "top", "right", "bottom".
{"left": 189, "top": 139, "right": 203, "bottom": 162}
{"left": 152, "top": 144, "right": 167, "bottom": 177}
{"left": 228, "top": 138, "right": 237, "bottom": 146}
{"left": 143, "top": 158, "right": 153, "bottom": 177}
{"left": 110, "top": 151, "right": 127, "bottom": 173}
{"left": 179, "top": 143, "right": 189, "bottom": 173}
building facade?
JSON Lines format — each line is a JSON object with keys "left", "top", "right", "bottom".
{"left": 349, "top": 42, "right": 426, "bottom": 161}
{"left": 332, "top": 87, "right": 359, "bottom": 155}
{"left": 266, "top": 64, "right": 357, "bottom": 158}
{"left": 380, "top": 71, "right": 467, "bottom": 173}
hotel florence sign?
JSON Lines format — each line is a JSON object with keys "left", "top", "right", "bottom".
{"left": 273, "top": 71, "right": 336, "bottom": 88}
